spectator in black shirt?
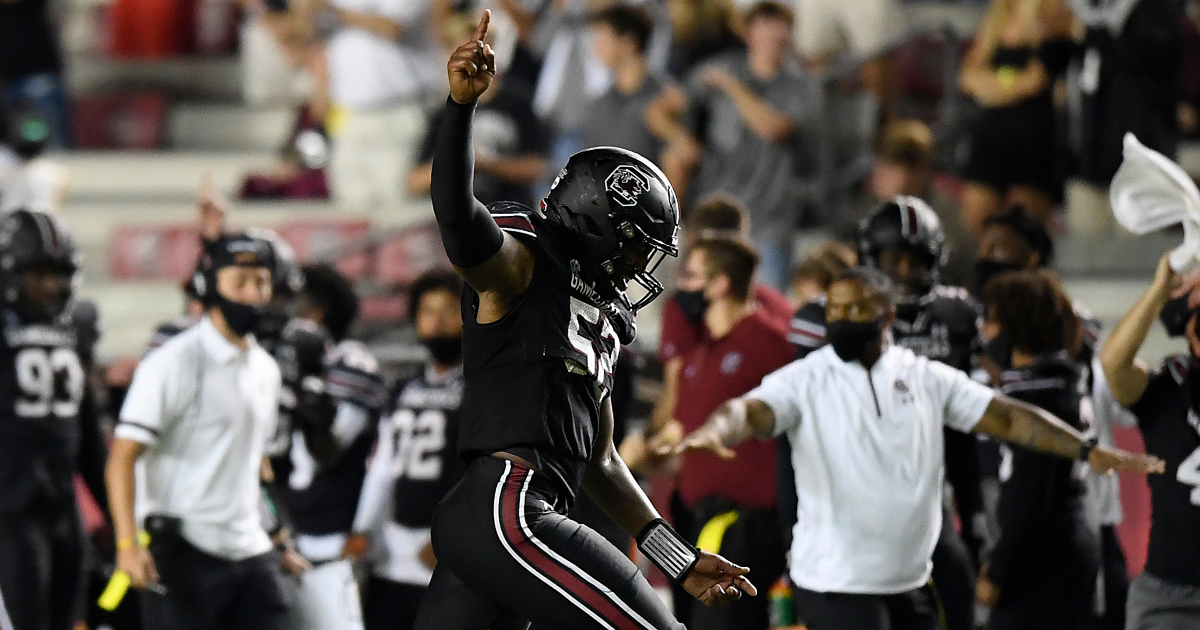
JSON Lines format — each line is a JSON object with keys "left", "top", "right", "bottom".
{"left": 585, "top": 5, "right": 671, "bottom": 165}
{"left": 976, "top": 269, "right": 1099, "bottom": 630}
{"left": 0, "top": 0, "right": 67, "bottom": 147}
{"left": 1102, "top": 253, "right": 1200, "bottom": 630}
{"left": 408, "top": 12, "right": 548, "bottom": 209}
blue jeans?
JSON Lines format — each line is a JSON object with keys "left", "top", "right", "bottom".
{"left": 756, "top": 242, "right": 793, "bottom": 292}
{"left": 4, "top": 73, "right": 69, "bottom": 149}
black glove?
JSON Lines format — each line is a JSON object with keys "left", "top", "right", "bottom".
{"left": 278, "top": 320, "right": 333, "bottom": 385}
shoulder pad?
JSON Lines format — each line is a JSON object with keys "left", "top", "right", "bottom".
{"left": 788, "top": 299, "right": 827, "bottom": 349}
{"left": 326, "top": 340, "right": 386, "bottom": 410}
{"left": 488, "top": 202, "right": 537, "bottom": 239}
{"left": 1163, "top": 354, "right": 1191, "bottom": 385}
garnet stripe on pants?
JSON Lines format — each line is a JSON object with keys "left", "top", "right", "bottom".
{"left": 491, "top": 462, "right": 650, "bottom": 630}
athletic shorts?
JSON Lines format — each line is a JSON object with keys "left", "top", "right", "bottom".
{"left": 414, "top": 457, "right": 684, "bottom": 630}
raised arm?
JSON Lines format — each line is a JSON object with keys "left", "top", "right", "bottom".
{"left": 972, "top": 394, "right": 1163, "bottom": 474}
{"left": 434, "top": 11, "right": 534, "bottom": 299}
{"left": 1100, "top": 253, "right": 1176, "bottom": 407}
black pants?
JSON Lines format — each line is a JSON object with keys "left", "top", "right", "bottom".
{"left": 680, "top": 501, "right": 786, "bottom": 630}
{"left": 987, "top": 521, "right": 1098, "bottom": 630}
{"left": 1096, "top": 525, "right": 1129, "bottom": 630}
{"left": 142, "top": 538, "right": 292, "bottom": 630}
{"left": 794, "top": 585, "right": 942, "bottom": 630}
{"left": 930, "top": 513, "right": 976, "bottom": 630}
{"left": 415, "top": 457, "right": 683, "bottom": 630}
{"left": 364, "top": 577, "right": 425, "bottom": 630}
{"left": 0, "top": 502, "right": 85, "bottom": 630}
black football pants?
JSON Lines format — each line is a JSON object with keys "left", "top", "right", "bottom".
{"left": 794, "top": 584, "right": 942, "bottom": 630}
{"left": 930, "top": 512, "right": 976, "bottom": 630}
{"left": 142, "top": 538, "right": 292, "bottom": 630}
{"left": 0, "top": 501, "right": 85, "bottom": 630}
{"left": 414, "top": 457, "right": 684, "bottom": 630}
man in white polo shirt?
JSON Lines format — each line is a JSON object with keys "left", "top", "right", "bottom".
{"left": 105, "top": 232, "right": 293, "bottom": 630}
{"left": 675, "top": 267, "right": 1163, "bottom": 630}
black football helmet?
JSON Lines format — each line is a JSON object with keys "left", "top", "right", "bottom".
{"left": 541, "top": 146, "right": 679, "bottom": 313}
{"left": 0, "top": 208, "right": 80, "bottom": 322}
{"left": 857, "top": 196, "right": 947, "bottom": 302}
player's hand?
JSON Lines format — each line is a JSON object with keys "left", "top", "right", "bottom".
{"left": 1088, "top": 445, "right": 1165, "bottom": 475}
{"left": 669, "top": 427, "right": 736, "bottom": 460}
{"left": 117, "top": 545, "right": 159, "bottom": 589}
{"left": 342, "top": 532, "right": 370, "bottom": 559}
{"left": 419, "top": 541, "right": 438, "bottom": 570}
{"left": 681, "top": 551, "right": 757, "bottom": 607}
{"left": 280, "top": 547, "right": 312, "bottom": 576}
{"left": 975, "top": 565, "right": 1000, "bottom": 606}
{"left": 447, "top": 11, "right": 496, "bottom": 104}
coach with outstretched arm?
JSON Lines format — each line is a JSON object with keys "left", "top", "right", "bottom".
{"left": 673, "top": 267, "right": 1163, "bottom": 630}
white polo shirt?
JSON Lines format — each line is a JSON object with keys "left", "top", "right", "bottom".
{"left": 748, "top": 344, "right": 994, "bottom": 594}
{"left": 116, "top": 317, "right": 280, "bottom": 561}
{"left": 325, "top": 0, "right": 439, "bottom": 108}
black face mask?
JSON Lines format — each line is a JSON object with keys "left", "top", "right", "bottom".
{"left": 826, "top": 319, "right": 883, "bottom": 363}
{"left": 675, "top": 290, "right": 709, "bottom": 324}
{"left": 1160, "top": 295, "right": 1194, "bottom": 338}
{"left": 215, "top": 295, "right": 266, "bottom": 338}
{"left": 974, "top": 259, "right": 1023, "bottom": 294}
{"left": 423, "top": 335, "right": 463, "bottom": 366}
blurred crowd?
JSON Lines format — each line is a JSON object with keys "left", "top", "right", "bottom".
{"left": 2, "top": 0, "right": 1197, "bottom": 288}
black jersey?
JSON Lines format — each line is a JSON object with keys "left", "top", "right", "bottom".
{"left": 284, "top": 336, "right": 386, "bottom": 536}
{"left": 988, "top": 352, "right": 1088, "bottom": 586}
{"left": 1128, "top": 355, "right": 1200, "bottom": 585}
{"left": 385, "top": 367, "right": 468, "bottom": 528}
{"left": 0, "top": 309, "right": 88, "bottom": 511}
{"left": 458, "top": 204, "right": 622, "bottom": 501}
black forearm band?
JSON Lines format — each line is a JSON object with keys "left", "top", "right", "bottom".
{"left": 637, "top": 518, "right": 699, "bottom": 584}
{"left": 1078, "top": 436, "right": 1099, "bottom": 461}
{"left": 430, "top": 96, "right": 505, "bottom": 268}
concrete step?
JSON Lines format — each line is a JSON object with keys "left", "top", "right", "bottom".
{"left": 67, "top": 56, "right": 242, "bottom": 101}
{"left": 82, "top": 281, "right": 190, "bottom": 358}
{"left": 168, "top": 104, "right": 296, "bottom": 151}
{"left": 57, "top": 150, "right": 279, "bottom": 203}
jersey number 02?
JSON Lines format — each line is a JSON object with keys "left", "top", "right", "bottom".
{"left": 390, "top": 409, "right": 447, "bottom": 481}
{"left": 15, "top": 347, "right": 85, "bottom": 419}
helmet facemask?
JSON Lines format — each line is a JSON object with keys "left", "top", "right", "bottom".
{"left": 593, "top": 219, "right": 675, "bottom": 313}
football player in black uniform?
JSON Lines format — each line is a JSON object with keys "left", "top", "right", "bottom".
{"left": 785, "top": 197, "right": 984, "bottom": 630}
{"left": 345, "top": 269, "right": 469, "bottom": 630}
{"left": 972, "top": 205, "right": 1129, "bottom": 629}
{"left": 413, "top": 12, "right": 755, "bottom": 630}
{"left": 0, "top": 209, "right": 97, "bottom": 630}
{"left": 274, "top": 262, "right": 386, "bottom": 565}
{"left": 1102, "top": 254, "right": 1200, "bottom": 630}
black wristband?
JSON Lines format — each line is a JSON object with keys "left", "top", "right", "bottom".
{"left": 636, "top": 518, "right": 699, "bottom": 584}
{"left": 1078, "top": 437, "right": 1099, "bottom": 461}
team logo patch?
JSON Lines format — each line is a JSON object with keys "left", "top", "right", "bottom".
{"left": 605, "top": 165, "right": 650, "bottom": 207}
{"left": 720, "top": 352, "right": 742, "bottom": 375}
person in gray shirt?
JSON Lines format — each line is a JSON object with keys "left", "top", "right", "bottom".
{"left": 585, "top": 5, "right": 670, "bottom": 164}
{"left": 648, "top": 1, "right": 814, "bottom": 291}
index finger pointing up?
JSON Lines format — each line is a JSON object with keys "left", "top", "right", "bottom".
{"left": 474, "top": 9, "right": 491, "bottom": 42}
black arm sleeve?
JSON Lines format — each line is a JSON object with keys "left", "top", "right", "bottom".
{"left": 78, "top": 381, "right": 110, "bottom": 515}
{"left": 944, "top": 427, "right": 983, "bottom": 551}
{"left": 431, "top": 97, "right": 506, "bottom": 268}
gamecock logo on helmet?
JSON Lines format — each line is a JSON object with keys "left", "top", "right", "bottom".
{"left": 605, "top": 165, "right": 650, "bottom": 207}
